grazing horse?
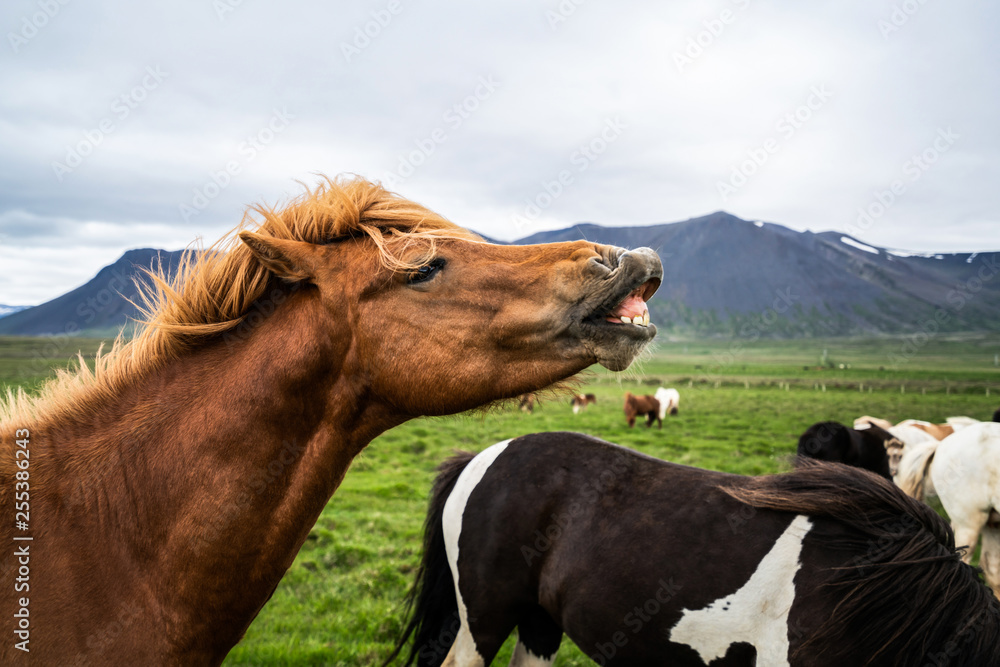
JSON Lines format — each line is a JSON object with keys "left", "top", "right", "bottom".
{"left": 882, "top": 424, "right": 940, "bottom": 485}
{"left": 855, "top": 416, "right": 976, "bottom": 441}
{"left": 570, "top": 393, "right": 596, "bottom": 414}
{"left": 853, "top": 415, "right": 893, "bottom": 431}
{"left": 796, "top": 421, "right": 898, "bottom": 479}
{"left": 948, "top": 416, "right": 981, "bottom": 431}
{"left": 854, "top": 417, "right": 942, "bottom": 478}
{"left": 388, "top": 433, "right": 1000, "bottom": 666}
{"left": 897, "top": 422, "right": 1000, "bottom": 596}
{"left": 518, "top": 393, "right": 537, "bottom": 413}
{"left": 896, "top": 419, "right": 955, "bottom": 441}
{"left": 623, "top": 391, "right": 660, "bottom": 428}
{"left": 0, "top": 178, "right": 663, "bottom": 666}
{"left": 654, "top": 386, "right": 679, "bottom": 419}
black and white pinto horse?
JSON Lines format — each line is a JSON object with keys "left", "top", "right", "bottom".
{"left": 388, "top": 433, "right": 999, "bottom": 666}
{"left": 796, "top": 421, "right": 899, "bottom": 479}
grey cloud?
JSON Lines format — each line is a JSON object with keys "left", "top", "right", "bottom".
{"left": 1, "top": 0, "right": 998, "bottom": 303}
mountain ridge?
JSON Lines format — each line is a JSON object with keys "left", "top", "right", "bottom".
{"left": 0, "top": 248, "right": 187, "bottom": 337}
{"left": 1, "top": 214, "right": 997, "bottom": 338}
{"left": 0, "top": 305, "right": 30, "bottom": 319}
{"left": 507, "top": 214, "right": 1000, "bottom": 337}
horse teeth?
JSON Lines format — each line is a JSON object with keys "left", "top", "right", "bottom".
{"left": 621, "top": 316, "right": 632, "bottom": 324}
{"left": 643, "top": 312, "right": 650, "bottom": 326}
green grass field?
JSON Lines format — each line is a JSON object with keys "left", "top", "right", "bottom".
{"left": 1, "top": 333, "right": 998, "bottom": 665}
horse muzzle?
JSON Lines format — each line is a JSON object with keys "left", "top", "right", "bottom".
{"left": 572, "top": 246, "right": 663, "bottom": 371}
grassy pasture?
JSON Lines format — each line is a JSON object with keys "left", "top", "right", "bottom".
{"left": 1, "top": 333, "right": 998, "bottom": 665}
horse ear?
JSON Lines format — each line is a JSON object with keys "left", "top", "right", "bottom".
{"left": 239, "top": 232, "right": 317, "bottom": 281}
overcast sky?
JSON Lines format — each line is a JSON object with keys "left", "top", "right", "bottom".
{"left": 2, "top": 0, "right": 998, "bottom": 305}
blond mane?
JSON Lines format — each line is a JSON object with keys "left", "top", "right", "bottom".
{"left": 1, "top": 176, "right": 478, "bottom": 430}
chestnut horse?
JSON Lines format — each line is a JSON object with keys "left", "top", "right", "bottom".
{"left": 570, "top": 393, "right": 596, "bottom": 414}
{"left": 624, "top": 391, "right": 660, "bottom": 428}
{"left": 389, "top": 433, "right": 1000, "bottom": 666}
{"left": 0, "top": 178, "right": 662, "bottom": 665}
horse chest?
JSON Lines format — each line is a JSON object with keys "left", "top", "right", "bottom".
{"left": 669, "top": 515, "right": 813, "bottom": 667}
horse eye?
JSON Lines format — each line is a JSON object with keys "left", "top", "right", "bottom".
{"left": 407, "top": 258, "right": 445, "bottom": 284}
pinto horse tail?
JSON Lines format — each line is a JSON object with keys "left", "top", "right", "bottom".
{"left": 384, "top": 451, "right": 477, "bottom": 667}
{"left": 724, "top": 462, "right": 1000, "bottom": 666}
{"left": 894, "top": 439, "right": 939, "bottom": 500}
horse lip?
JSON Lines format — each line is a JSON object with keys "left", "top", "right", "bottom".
{"left": 582, "top": 275, "right": 662, "bottom": 325}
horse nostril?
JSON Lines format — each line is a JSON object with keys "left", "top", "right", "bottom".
{"left": 604, "top": 248, "right": 624, "bottom": 269}
{"left": 590, "top": 248, "right": 622, "bottom": 272}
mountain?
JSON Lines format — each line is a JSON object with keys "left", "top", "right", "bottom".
{"left": 510, "top": 212, "right": 1000, "bottom": 337}
{"left": 0, "top": 215, "right": 996, "bottom": 338}
{"left": 0, "top": 305, "right": 30, "bottom": 319}
{"left": 0, "top": 249, "right": 187, "bottom": 337}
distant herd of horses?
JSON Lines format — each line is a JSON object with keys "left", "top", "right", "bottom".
{"left": 520, "top": 386, "right": 681, "bottom": 429}
{"left": 1, "top": 178, "right": 998, "bottom": 666}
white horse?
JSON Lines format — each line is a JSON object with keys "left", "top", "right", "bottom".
{"left": 654, "top": 387, "right": 679, "bottom": 421}
{"left": 854, "top": 415, "right": 893, "bottom": 431}
{"left": 896, "top": 422, "right": 1000, "bottom": 596}
{"left": 856, "top": 416, "right": 979, "bottom": 441}
{"left": 855, "top": 416, "right": 982, "bottom": 478}
{"left": 946, "top": 416, "right": 981, "bottom": 431}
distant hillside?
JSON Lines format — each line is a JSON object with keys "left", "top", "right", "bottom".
{"left": 0, "top": 305, "right": 30, "bottom": 319}
{"left": 1, "top": 215, "right": 997, "bottom": 339}
{"left": 512, "top": 213, "right": 1000, "bottom": 337}
{"left": 0, "top": 249, "right": 187, "bottom": 337}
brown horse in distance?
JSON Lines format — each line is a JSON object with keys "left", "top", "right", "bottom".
{"left": 0, "top": 177, "right": 662, "bottom": 666}
{"left": 624, "top": 391, "right": 661, "bottom": 428}
{"left": 570, "top": 393, "right": 596, "bottom": 414}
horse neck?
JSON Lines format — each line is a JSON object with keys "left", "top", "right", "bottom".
{"left": 37, "top": 285, "right": 404, "bottom": 653}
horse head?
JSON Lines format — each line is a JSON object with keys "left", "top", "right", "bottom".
{"left": 236, "top": 178, "right": 662, "bottom": 417}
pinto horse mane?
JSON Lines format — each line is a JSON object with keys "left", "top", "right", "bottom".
{"left": 0, "top": 176, "right": 478, "bottom": 432}
{"left": 724, "top": 461, "right": 1000, "bottom": 666}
